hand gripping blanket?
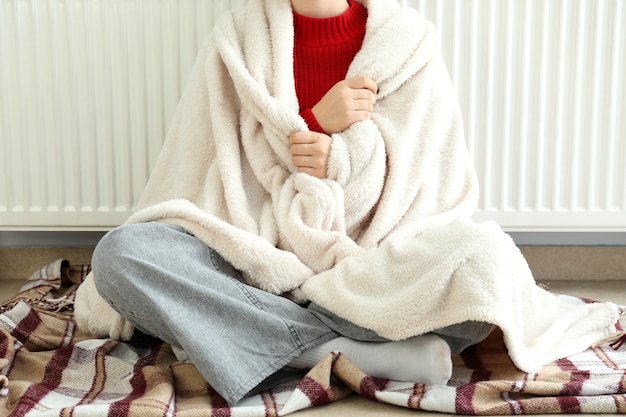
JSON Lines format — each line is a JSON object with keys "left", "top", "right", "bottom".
{"left": 75, "top": 0, "right": 622, "bottom": 376}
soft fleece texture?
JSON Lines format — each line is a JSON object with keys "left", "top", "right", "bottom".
{"left": 75, "top": 0, "right": 621, "bottom": 375}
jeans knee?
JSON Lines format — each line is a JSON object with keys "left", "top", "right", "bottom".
{"left": 93, "top": 226, "right": 127, "bottom": 275}
{"left": 92, "top": 222, "right": 183, "bottom": 297}
{"left": 91, "top": 224, "right": 145, "bottom": 299}
{"left": 93, "top": 222, "right": 161, "bottom": 268}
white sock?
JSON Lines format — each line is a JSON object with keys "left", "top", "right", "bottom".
{"left": 288, "top": 334, "right": 452, "bottom": 385}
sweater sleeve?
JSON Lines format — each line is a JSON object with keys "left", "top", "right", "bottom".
{"left": 299, "top": 108, "right": 326, "bottom": 133}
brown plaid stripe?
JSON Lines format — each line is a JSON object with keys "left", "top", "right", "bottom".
{"left": 1, "top": 260, "right": 626, "bottom": 416}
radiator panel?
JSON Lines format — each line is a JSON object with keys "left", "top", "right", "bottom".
{"left": 409, "top": 0, "right": 626, "bottom": 229}
{"left": 1, "top": 0, "right": 624, "bottom": 230}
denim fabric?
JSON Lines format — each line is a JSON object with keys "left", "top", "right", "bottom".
{"left": 92, "top": 222, "right": 338, "bottom": 406}
{"left": 307, "top": 302, "right": 494, "bottom": 354}
{"left": 92, "top": 222, "right": 493, "bottom": 405}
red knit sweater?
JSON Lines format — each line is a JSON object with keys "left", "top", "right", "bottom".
{"left": 293, "top": 0, "right": 368, "bottom": 133}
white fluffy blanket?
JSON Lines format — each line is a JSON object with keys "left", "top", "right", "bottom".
{"left": 75, "top": 0, "right": 621, "bottom": 374}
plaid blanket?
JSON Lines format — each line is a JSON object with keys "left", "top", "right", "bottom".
{"left": 1, "top": 260, "right": 626, "bottom": 416}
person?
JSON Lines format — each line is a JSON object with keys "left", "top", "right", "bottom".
{"left": 76, "top": 0, "right": 621, "bottom": 408}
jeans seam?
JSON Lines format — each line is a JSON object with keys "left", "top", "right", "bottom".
{"left": 283, "top": 319, "right": 306, "bottom": 350}
{"left": 227, "top": 330, "right": 337, "bottom": 406}
{"left": 227, "top": 276, "right": 264, "bottom": 310}
{"left": 209, "top": 249, "right": 221, "bottom": 273}
{"left": 226, "top": 277, "right": 309, "bottom": 350}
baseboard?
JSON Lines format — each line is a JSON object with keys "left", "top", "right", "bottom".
{"left": 519, "top": 246, "right": 626, "bottom": 281}
{"left": 0, "top": 246, "right": 624, "bottom": 281}
{"left": 0, "top": 247, "right": 95, "bottom": 280}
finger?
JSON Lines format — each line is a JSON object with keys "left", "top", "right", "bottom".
{"left": 291, "top": 141, "right": 328, "bottom": 158}
{"left": 350, "top": 88, "right": 376, "bottom": 106}
{"left": 292, "top": 155, "right": 326, "bottom": 175}
{"left": 289, "top": 131, "right": 316, "bottom": 145}
{"left": 352, "top": 98, "right": 375, "bottom": 112}
{"left": 346, "top": 76, "right": 378, "bottom": 94}
{"left": 347, "top": 110, "right": 372, "bottom": 125}
{"left": 291, "top": 142, "right": 331, "bottom": 159}
{"left": 292, "top": 155, "right": 315, "bottom": 166}
{"left": 289, "top": 144, "right": 313, "bottom": 157}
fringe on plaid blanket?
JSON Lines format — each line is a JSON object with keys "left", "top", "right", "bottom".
{"left": 2, "top": 260, "right": 626, "bottom": 416}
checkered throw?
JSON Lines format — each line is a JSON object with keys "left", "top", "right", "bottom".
{"left": 1, "top": 260, "right": 625, "bottom": 416}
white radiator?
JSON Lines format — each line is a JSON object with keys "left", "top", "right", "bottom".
{"left": 1, "top": 0, "right": 624, "bottom": 231}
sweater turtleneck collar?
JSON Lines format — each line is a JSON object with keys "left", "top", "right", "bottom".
{"left": 293, "top": 0, "right": 368, "bottom": 47}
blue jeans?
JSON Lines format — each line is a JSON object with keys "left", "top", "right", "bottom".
{"left": 92, "top": 222, "right": 493, "bottom": 405}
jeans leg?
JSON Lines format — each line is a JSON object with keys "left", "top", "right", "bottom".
{"left": 308, "top": 303, "right": 494, "bottom": 354}
{"left": 307, "top": 302, "right": 389, "bottom": 342}
{"left": 91, "top": 222, "right": 338, "bottom": 406}
{"left": 431, "top": 321, "right": 496, "bottom": 354}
